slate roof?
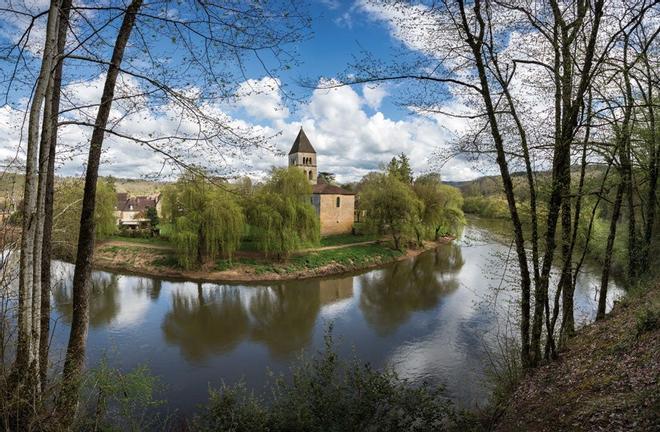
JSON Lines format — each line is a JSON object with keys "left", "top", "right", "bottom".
{"left": 312, "top": 183, "right": 355, "bottom": 195}
{"left": 288, "top": 127, "right": 316, "bottom": 155}
{"left": 116, "top": 193, "right": 159, "bottom": 212}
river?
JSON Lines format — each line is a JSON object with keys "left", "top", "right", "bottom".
{"left": 47, "top": 219, "right": 623, "bottom": 415}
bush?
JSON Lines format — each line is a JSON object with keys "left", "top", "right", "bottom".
{"left": 75, "top": 360, "right": 165, "bottom": 431}
{"left": 635, "top": 305, "right": 660, "bottom": 336}
{"left": 462, "top": 196, "right": 510, "bottom": 219}
{"left": 193, "top": 332, "right": 457, "bottom": 432}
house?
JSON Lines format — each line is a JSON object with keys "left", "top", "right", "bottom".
{"left": 115, "top": 193, "right": 161, "bottom": 230}
{"left": 288, "top": 127, "right": 355, "bottom": 236}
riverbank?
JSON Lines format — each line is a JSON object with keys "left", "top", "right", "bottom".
{"left": 92, "top": 236, "right": 454, "bottom": 282}
{"left": 493, "top": 276, "right": 659, "bottom": 431}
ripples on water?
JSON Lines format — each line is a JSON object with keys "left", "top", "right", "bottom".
{"left": 46, "top": 221, "right": 623, "bottom": 414}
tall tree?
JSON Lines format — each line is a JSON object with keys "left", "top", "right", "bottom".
{"left": 57, "top": 0, "right": 144, "bottom": 420}
{"left": 246, "top": 167, "right": 319, "bottom": 259}
{"left": 40, "top": 0, "right": 72, "bottom": 388}
{"left": 162, "top": 171, "right": 244, "bottom": 269}
{"left": 360, "top": 173, "right": 422, "bottom": 250}
{"left": 14, "top": 0, "right": 61, "bottom": 397}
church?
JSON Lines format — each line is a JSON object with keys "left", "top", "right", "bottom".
{"left": 288, "top": 127, "right": 355, "bottom": 236}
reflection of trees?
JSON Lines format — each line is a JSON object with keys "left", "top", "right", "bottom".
{"left": 161, "top": 284, "right": 249, "bottom": 362}
{"left": 134, "top": 277, "right": 162, "bottom": 301}
{"left": 249, "top": 282, "right": 321, "bottom": 358}
{"left": 359, "top": 244, "right": 464, "bottom": 335}
{"left": 53, "top": 271, "right": 120, "bottom": 327}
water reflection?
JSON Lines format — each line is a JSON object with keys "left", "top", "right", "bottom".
{"left": 162, "top": 284, "right": 249, "bottom": 362}
{"left": 160, "top": 278, "right": 356, "bottom": 361}
{"left": 359, "top": 244, "right": 464, "bottom": 335}
{"left": 45, "top": 222, "right": 623, "bottom": 414}
{"left": 249, "top": 283, "right": 320, "bottom": 357}
{"left": 52, "top": 269, "right": 121, "bottom": 328}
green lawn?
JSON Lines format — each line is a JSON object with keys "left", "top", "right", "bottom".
{"left": 319, "top": 232, "right": 380, "bottom": 247}
{"left": 215, "top": 243, "right": 402, "bottom": 275}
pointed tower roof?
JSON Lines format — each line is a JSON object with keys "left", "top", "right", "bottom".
{"left": 288, "top": 127, "right": 316, "bottom": 155}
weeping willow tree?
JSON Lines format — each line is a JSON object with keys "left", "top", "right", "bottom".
{"left": 359, "top": 173, "right": 423, "bottom": 250}
{"left": 162, "top": 171, "right": 244, "bottom": 269}
{"left": 246, "top": 167, "right": 320, "bottom": 259}
{"left": 413, "top": 174, "right": 465, "bottom": 239}
{"left": 53, "top": 179, "right": 117, "bottom": 260}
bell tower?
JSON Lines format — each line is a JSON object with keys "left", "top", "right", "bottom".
{"left": 288, "top": 127, "right": 317, "bottom": 184}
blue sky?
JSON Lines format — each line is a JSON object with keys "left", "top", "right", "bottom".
{"left": 0, "top": 0, "right": 483, "bottom": 183}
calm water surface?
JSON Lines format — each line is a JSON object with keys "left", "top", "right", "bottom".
{"left": 48, "top": 220, "right": 623, "bottom": 414}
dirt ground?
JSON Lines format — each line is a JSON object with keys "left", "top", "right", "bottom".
{"left": 494, "top": 280, "right": 660, "bottom": 432}
{"left": 92, "top": 237, "right": 453, "bottom": 283}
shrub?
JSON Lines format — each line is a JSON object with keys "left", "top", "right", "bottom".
{"left": 635, "top": 305, "right": 660, "bottom": 336}
{"left": 193, "top": 332, "right": 457, "bottom": 432}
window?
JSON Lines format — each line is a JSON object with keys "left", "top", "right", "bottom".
{"left": 336, "top": 197, "right": 341, "bottom": 207}
{"left": 308, "top": 171, "right": 313, "bottom": 180}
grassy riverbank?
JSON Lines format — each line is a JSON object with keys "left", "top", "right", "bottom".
{"left": 491, "top": 275, "right": 660, "bottom": 431}
{"left": 93, "top": 235, "right": 452, "bottom": 282}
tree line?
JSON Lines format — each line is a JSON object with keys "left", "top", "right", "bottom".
{"left": 160, "top": 156, "right": 464, "bottom": 269}
{"left": 0, "top": 0, "right": 311, "bottom": 428}
{"left": 339, "top": 0, "right": 658, "bottom": 368}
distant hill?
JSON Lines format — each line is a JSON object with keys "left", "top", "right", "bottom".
{"left": 112, "top": 178, "right": 167, "bottom": 196}
{"left": 0, "top": 174, "right": 168, "bottom": 202}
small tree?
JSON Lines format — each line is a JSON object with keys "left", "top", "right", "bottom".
{"left": 386, "top": 153, "right": 413, "bottom": 184}
{"left": 53, "top": 179, "right": 117, "bottom": 260}
{"left": 360, "top": 173, "right": 422, "bottom": 250}
{"left": 246, "top": 168, "right": 319, "bottom": 259}
{"left": 145, "top": 207, "right": 159, "bottom": 231}
{"left": 413, "top": 174, "right": 465, "bottom": 239}
{"left": 162, "top": 171, "right": 244, "bottom": 269}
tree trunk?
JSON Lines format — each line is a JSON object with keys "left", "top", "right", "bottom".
{"left": 639, "top": 55, "right": 658, "bottom": 273}
{"left": 14, "top": 0, "right": 60, "bottom": 390}
{"left": 457, "top": 0, "right": 532, "bottom": 367}
{"left": 39, "top": 0, "right": 73, "bottom": 389}
{"left": 598, "top": 182, "right": 624, "bottom": 319}
{"left": 57, "top": 0, "right": 143, "bottom": 421}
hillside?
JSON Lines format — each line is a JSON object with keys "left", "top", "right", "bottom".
{"left": 0, "top": 174, "right": 165, "bottom": 200}
{"left": 494, "top": 278, "right": 660, "bottom": 431}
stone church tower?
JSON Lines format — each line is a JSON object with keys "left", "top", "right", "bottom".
{"left": 289, "top": 127, "right": 317, "bottom": 184}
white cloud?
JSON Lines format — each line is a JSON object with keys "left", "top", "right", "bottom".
{"left": 362, "top": 84, "right": 387, "bottom": 110}
{"left": 236, "top": 77, "right": 289, "bottom": 121}
{"left": 0, "top": 72, "right": 483, "bottom": 183}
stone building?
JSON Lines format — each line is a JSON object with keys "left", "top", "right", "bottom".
{"left": 114, "top": 192, "right": 161, "bottom": 230}
{"left": 288, "top": 127, "right": 355, "bottom": 236}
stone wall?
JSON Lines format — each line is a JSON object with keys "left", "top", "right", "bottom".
{"left": 318, "top": 194, "right": 355, "bottom": 235}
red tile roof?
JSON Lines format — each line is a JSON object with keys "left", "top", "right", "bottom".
{"left": 116, "top": 193, "right": 159, "bottom": 212}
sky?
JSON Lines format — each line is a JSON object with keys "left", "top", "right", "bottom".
{"left": 0, "top": 0, "right": 486, "bottom": 183}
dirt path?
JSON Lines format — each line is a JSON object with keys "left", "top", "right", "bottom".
{"left": 298, "top": 239, "right": 381, "bottom": 253}
{"left": 100, "top": 239, "right": 174, "bottom": 251}
{"left": 101, "top": 238, "right": 383, "bottom": 254}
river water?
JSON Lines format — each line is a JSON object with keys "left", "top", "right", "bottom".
{"left": 47, "top": 219, "right": 623, "bottom": 415}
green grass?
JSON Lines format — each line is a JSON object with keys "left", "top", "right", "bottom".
{"left": 319, "top": 232, "right": 380, "bottom": 247}
{"left": 213, "top": 243, "right": 403, "bottom": 276}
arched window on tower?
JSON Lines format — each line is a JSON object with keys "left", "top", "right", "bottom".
{"left": 308, "top": 171, "right": 313, "bottom": 180}
{"left": 336, "top": 197, "right": 341, "bottom": 208}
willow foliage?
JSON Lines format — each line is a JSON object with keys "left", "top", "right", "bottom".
{"left": 246, "top": 167, "right": 319, "bottom": 259}
{"left": 413, "top": 174, "right": 465, "bottom": 238}
{"left": 360, "top": 173, "right": 423, "bottom": 250}
{"left": 162, "top": 171, "right": 244, "bottom": 269}
{"left": 53, "top": 178, "right": 117, "bottom": 259}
